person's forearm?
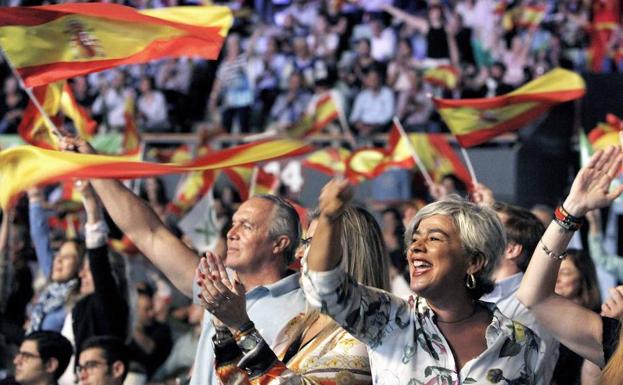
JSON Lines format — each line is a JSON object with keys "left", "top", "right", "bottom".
{"left": 89, "top": 178, "right": 196, "bottom": 296}
{"left": 307, "top": 216, "right": 342, "bottom": 272}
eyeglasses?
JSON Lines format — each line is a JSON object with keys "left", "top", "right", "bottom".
{"left": 75, "top": 360, "right": 108, "bottom": 375}
{"left": 15, "top": 351, "right": 41, "bottom": 361}
{"left": 300, "top": 237, "right": 313, "bottom": 248}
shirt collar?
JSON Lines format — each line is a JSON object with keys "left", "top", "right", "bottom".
{"left": 482, "top": 272, "right": 523, "bottom": 303}
{"left": 247, "top": 271, "right": 301, "bottom": 298}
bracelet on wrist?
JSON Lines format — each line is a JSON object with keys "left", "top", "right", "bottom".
{"left": 233, "top": 320, "right": 255, "bottom": 341}
{"left": 554, "top": 205, "right": 584, "bottom": 232}
{"left": 539, "top": 239, "right": 567, "bottom": 261}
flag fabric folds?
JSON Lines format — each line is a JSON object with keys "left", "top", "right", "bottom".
{"left": 168, "top": 145, "right": 217, "bottom": 215}
{"left": 424, "top": 65, "right": 459, "bottom": 90}
{"left": 588, "top": 113, "right": 623, "bottom": 151}
{"left": 0, "top": 139, "right": 311, "bottom": 208}
{"left": 345, "top": 123, "right": 470, "bottom": 185}
{"left": 18, "top": 81, "right": 97, "bottom": 149}
{"left": 223, "top": 166, "right": 279, "bottom": 201}
{"left": 302, "top": 147, "right": 351, "bottom": 177}
{"left": 0, "top": 3, "right": 233, "bottom": 87}
{"left": 286, "top": 92, "right": 340, "bottom": 138}
{"left": 434, "top": 68, "right": 586, "bottom": 148}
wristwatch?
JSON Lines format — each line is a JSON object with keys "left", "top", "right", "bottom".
{"left": 237, "top": 330, "right": 264, "bottom": 353}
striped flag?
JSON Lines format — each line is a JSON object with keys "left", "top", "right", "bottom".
{"left": 168, "top": 145, "right": 217, "bottom": 215}
{"left": 424, "top": 65, "right": 459, "bottom": 90}
{"left": 434, "top": 68, "right": 585, "bottom": 147}
{"left": 302, "top": 147, "right": 351, "bottom": 177}
{"left": 346, "top": 122, "right": 470, "bottom": 185}
{"left": 286, "top": 92, "right": 340, "bottom": 138}
{"left": 17, "top": 81, "right": 97, "bottom": 149}
{"left": 223, "top": 166, "right": 279, "bottom": 201}
{"left": 0, "top": 139, "right": 311, "bottom": 208}
{"left": 0, "top": 4, "right": 232, "bottom": 87}
{"left": 587, "top": 113, "right": 623, "bottom": 151}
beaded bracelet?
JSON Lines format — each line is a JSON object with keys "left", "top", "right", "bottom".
{"left": 554, "top": 205, "right": 584, "bottom": 232}
{"left": 539, "top": 239, "right": 567, "bottom": 261}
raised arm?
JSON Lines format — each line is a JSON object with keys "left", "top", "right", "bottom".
{"left": 586, "top": 209, "right": 623, "bottom": 280}
{"left": 518, "top": 146, "right": 623, "bottom": 367}
{"left": 27, "top": 188, "right": 54, "bottom": 279}
{"left": 382, "top": 4, "right": 429, "bottom": 34}
{"left": 60, "top": 137, "right": 197, "bottom": 297}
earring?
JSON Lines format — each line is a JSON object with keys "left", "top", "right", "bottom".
{"left": 466, "top": 273, "right": 476, "bottom": 289}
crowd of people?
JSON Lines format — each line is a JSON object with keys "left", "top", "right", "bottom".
{"left": 0, "top": 0, "right": 618, "bottom": 137}
{"left": 2, "top": 1, "right": 623, "bottom": 385}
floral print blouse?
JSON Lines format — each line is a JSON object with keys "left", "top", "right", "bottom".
{"left": 301, "top": 266, "right": 542, "bottom": 385}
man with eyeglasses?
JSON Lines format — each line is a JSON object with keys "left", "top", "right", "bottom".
{"left": 13, "top": 331, "right": 72, "bottom": 385}
{"left": 75, "top": 336, "right": 128, "bottom": 385}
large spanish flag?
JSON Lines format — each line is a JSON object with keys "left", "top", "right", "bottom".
{"left": 0, "top": 139, "right": 310, "bottom": 208}
{"left": 18, "top": 81, "right": 97, "bottom": 149}
{"left": 434, "top": 68, "right": 585, "bottom": 148}
{"left": 0, "top": 3, "right": 232, "bottom": 87}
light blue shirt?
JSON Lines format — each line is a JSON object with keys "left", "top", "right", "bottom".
{"left": 349, "top": 87, "right": 395, "bottom": 126}
{"left": 190, "top": 272, "right": 305, "bottom": 385}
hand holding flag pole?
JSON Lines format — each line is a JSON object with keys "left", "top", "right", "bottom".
{"left": 392, "top": 117, "right": 434, "bottom": 187}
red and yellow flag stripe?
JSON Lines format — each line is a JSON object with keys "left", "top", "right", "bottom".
{"left": 434, "top": 68, "right": 585, "bottom": 147}
{"left": 0, "top": 139, "right": 311, "bottom": 208}
{"left": 0, "top": 3, "right": 232, "bottom": 87}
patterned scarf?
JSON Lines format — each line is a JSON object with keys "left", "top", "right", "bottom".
{"left": 28, "top": 278, "right": 79, "bottom": 333}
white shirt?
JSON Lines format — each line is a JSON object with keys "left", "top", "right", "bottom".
{"left": 481, "top": 272, "right": 559, "bottom": 385}
{"left": 302, "top": 266, "right": 542, "bottom": 385}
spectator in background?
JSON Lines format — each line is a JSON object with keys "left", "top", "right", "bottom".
{"left": 209, "top": 34, "right": 253, "bottom": 134}
{"left": 282, "top": 37, "right": 316, "bottom": 89}
{"left": 0, "top": 77, "right": 26, "bottom": 134}
{"left": 307, "top": 13, "right": 340, "bottom": 62}
{"left": 27, "top": 189, "right": 84, "bottom": 334}
{"left": 76, "top": 336, "right": 129, "bottom": 385}
{"left": 127, "top": 283, "right": 173, "bottom": 380}
{"left": 137, "top": 76, "right": 169, "bottom": 132}
{"left": 269, "top": 71, "right": 312, "bottom": 131}
{"left": 152, "top": 304, "right": 203, "bottom": 383}
{"left": 351, "top": 38, "right": 379, "bottom": 87}
{"left": 69, "top": 77, "right": 95, "bottom": 111}
{"left": 369, "top": 16, "right": 396, "bottom": 63}
{"left": 91, "top": 70, "right": 133, "bottom": 132}
{"left": 13, "top": 331, "right": 72, "bottom": 385}
{"left": 395, "top": 68, "right": 433, "bottom": 130}
{"left": 349, "top": 67, "right": 394, "bottom": 137}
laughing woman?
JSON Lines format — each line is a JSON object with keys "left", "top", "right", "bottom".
{"left": 518, "top": 146, "right": 623, "bottom": 385}
{"left": 301, "top": 179, "right": 541, "bottom": 385}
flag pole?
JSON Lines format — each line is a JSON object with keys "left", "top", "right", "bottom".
{"left": 249, "top": 166, "right": 259, "bottom": 198}
{"left": 0, "top": 49, "right": 63, "bottom": 138}
{"left": 459, "top": 147, "right": 478, "bottom": 184}
{"left": 392, "top": 117, "right": 435, "bottom": 187}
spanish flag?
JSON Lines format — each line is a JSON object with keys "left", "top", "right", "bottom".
{"left": 346, "top": 123, "right": 470, "bottom": 184}
{"left": 286, "top": 92, "right": 340, "bottom": 138}
{"left": 0, "top": 139, "right": 311, "bottom": 208}
{"left": 588, "top": 113, "right": 623, "bottom": 151}
{"left": 168, "top": 145, "right": 217, "bottom": 215}
{"left": 0, "top": 3, "right": 233, "bottom": 87}
{"left": 122, "top": 97, "right": 141, "bottom": 156}
{"left": 587, "top": 0, "right": 620, "bottom": 72}
{"left": 18, "top": 81, "right": 96, "bottom": 149}
{"left": 223, "top": 166, "right": 279, "bottom": 201}
{"left": 303, "top": 147, "right": 351, "bottom": 177}
{"left": 424, "top": 65, "right": 459, "bottom": 90}
{"left": 434, "top": 68, "right": 585, "bottom": 148}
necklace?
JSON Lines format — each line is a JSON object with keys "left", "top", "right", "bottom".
{"left": 435, "top": 305, "right": 478, "bottom": 324}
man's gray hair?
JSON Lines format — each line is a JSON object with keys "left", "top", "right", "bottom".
{"left": 405, "top": 195, "right": 506, "bottom": 299}
{"left": 256, "top": 195, "right": 301, "bottom": 265}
